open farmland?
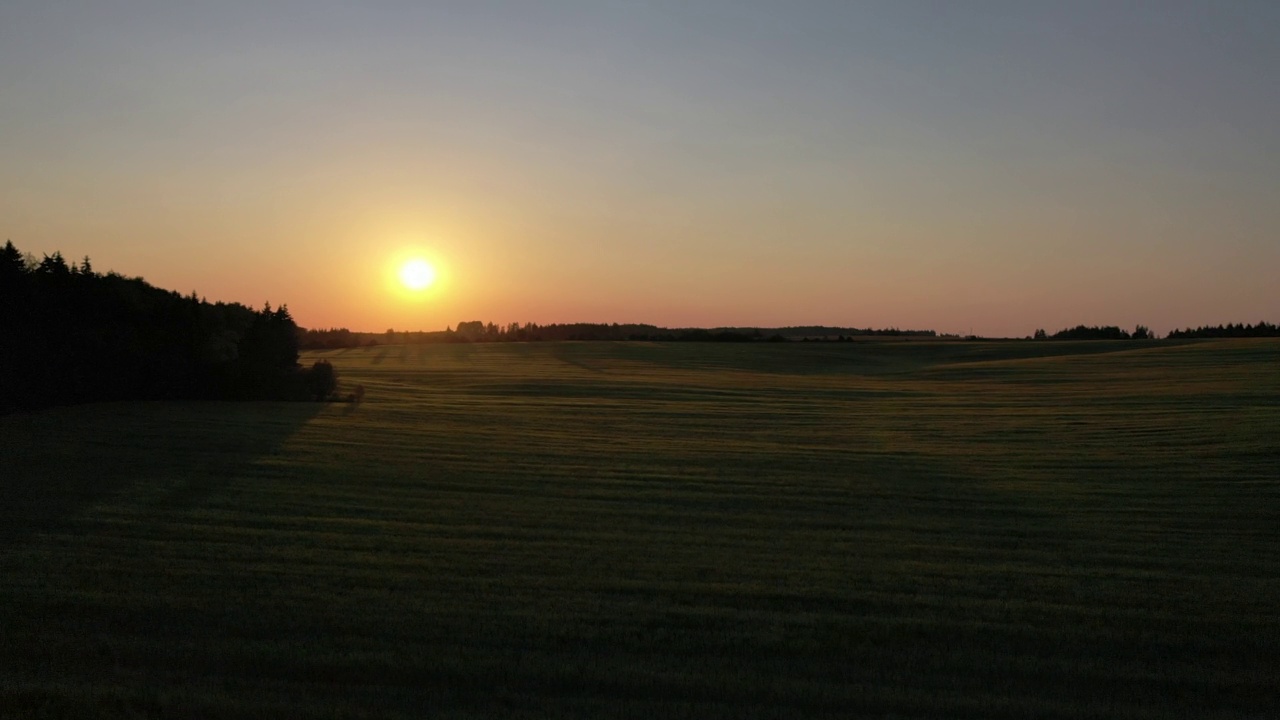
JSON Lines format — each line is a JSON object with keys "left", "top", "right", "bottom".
{"left": 2, "top": 339, "right": 1278, "bottom": 718}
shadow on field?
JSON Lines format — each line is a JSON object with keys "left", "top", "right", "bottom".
{"left": 550, "top": 342, "right": 606, "bottom": 373}
{"left": 0, "top": 401, "right": 321, "bottom": 542}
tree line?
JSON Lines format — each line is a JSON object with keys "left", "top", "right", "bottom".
{"left": 1166, "top": 322, "right": 1280, "bottom": 339}
{"left": 300, "top": 322, "right": 936, "bottom": 348}
{"left": 1032, "top": 325, "right": 1153, "bottom": 340}
{"left": 304, "top": 320, "right": 1280, "bottom": 350}
{"left": 1031, "top": 323, "right": 1278, "bottom": 340}
{"left": 1, "top": 241, "right": 337, "bottom": 413}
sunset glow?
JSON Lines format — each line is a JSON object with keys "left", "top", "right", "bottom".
{"left": 399, "top": 259, "right": 436, "bottom": 292}
{"left": 382, "top": 249, "right": 448, "bottom": 314}
{"left": 1, "top": 4, "right": 1276, "bottom": 336}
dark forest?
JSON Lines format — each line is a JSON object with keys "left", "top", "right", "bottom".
{"left": 0, "top": 242, "right": 333, "bottom": 412}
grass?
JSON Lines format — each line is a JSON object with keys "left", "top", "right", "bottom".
{"left": 2, "top": 339, "right": 1278, "bottom": 718}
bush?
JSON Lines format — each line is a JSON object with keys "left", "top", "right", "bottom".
{"left": 304, "top": 360, "right": 338, "bottom": 401}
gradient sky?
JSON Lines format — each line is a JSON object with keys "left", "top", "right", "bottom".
{"left": 3, "top": 1, "right": 1277, "bottom": 336}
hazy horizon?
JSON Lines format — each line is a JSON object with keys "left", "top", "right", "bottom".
{"left": 3, "top": 1, "right": 1277, "bottom": 338}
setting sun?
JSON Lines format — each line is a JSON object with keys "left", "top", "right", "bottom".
{"left": 398, "top": 258, "right": 436, "bottom": 291}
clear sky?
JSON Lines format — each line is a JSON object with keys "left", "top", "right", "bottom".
{"left": 2, "top": 1, "right": 1277, "bottom": 336}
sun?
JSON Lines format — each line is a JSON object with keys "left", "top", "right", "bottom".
{"left": 398, "top": 258, "right": 436, "bottom": 291}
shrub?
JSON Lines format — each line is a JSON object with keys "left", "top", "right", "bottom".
{"left": 304, "top": 360, "right": 338, "bottom": 401}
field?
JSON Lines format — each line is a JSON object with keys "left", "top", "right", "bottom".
{"left": 2, "top": 339, "right": 1278, "bottom": 718}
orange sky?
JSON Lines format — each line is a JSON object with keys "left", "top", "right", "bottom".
{"left": 3, "top": 3, "right": 1277, "bottom": 337}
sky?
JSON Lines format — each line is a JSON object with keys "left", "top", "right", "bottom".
{"left": 2, "top": 1, "right": 1277, "bottom": 337}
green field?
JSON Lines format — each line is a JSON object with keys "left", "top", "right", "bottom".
{"left": 3, "top": 339, "right": 1278, "bottom": 718}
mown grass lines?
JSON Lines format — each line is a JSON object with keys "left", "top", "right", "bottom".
{"left": 1, "top": 339, "right": 1277, "bottom": 718}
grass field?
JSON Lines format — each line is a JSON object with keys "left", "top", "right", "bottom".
{"left": 3, "top": 339, "right": 1278, "bottom": 718}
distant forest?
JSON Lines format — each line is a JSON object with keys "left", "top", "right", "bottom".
{"left": 1033, "top": 325, "right": 1154, "bottom": 340}
{"left": 0, "top": 242, "right": 335, "bottom": 412}
{"left": 1166, "top": 322, "right": 1280, "bottom": 339}
{"left": 300, "top": 323, "right": 937, "bottom": 348}
{"left": 1031, "top": 323, "right": 1280, "bottom": 341}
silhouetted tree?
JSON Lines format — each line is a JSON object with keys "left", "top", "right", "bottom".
{"left": 36, "top": 252, "right": 70, "bottom": 276}
{"left": 1133, "top": 325, "right": 1152, "bottom": 340}
{"left": 0, "top": 240, "right": 25, "bottom": 281}
{"left": 235, "top": 303, "right": 303, "bottom": 398}
{"left": 454, "top": 320, "right": 485, "bottom": 340}
{"left": 304, "top": 360, "right": 338, "bottom": 401}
